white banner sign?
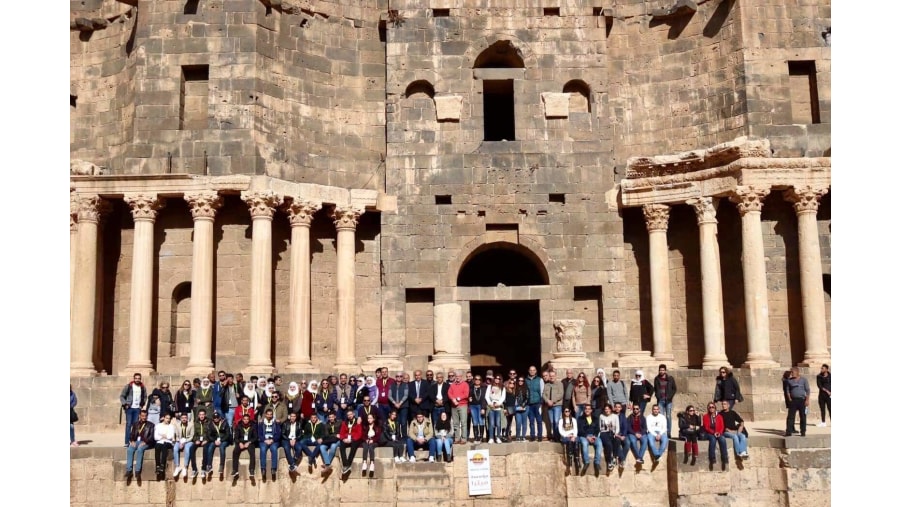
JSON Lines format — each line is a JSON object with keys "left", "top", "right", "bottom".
{"left": 466, "top": 449, "right": 492, "bottom": 496}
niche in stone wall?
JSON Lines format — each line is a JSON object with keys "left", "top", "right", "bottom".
{"left": 402, "top": 80, "right": 438, "bottom": 130}
{"left": 563, "top": 80, "right": 591, "bottom": 113}
{"left": 475, "top": 41, "right": 524, "bottom": 142}
{"left": 169, "top": 282, "right": 192, "bottom": 358}
{"left": 788, "top": 61, "right": 820, "bottom": 124}
{"left": 184, "top": 0, "right": 200, "bottom": 15}
{"left": 180, "top": 65, "right": 209, "bottom": 130}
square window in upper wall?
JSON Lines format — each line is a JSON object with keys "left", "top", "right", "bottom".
{"left": 433, "top": 9, "right": 450, "bottom": 18}
{"left": 435, "top": 195, "right": 452, "bottom": 205}
{"left": 544, "top": 8, "right": 561, "bottom": 16}
{"left": 788, "top": 60, "right": 820, "bottom": 124}
{"left": 184, "top": 0, "right": 200, "bottom": 15}
{"left": 483, "top": 80, "right": 515, "bottom": 141}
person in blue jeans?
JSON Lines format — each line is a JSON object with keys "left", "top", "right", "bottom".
{"left": 720, "top": 400, "right": 749, "bottom": 459}
{"left": 207, "top": 412, "right": 231, "bottom": 477}
{"left": 524, "top": 366, "right": 544, "bottom": 441}
{"left": 577, "top": 404, "right": 602, "bottom": 475}
{"left": 258, "top": 408, "right": 282, "bottom": 480}
{"left": 299, "top": 413, "right": 325, "bottom": 469}
{"left": 653, "top": 364, "right": 677, "bottom": 438}
{"left": 119, "top": 373, "right": 148, "bottom": 447}
{"left": 702, "top": 402, "right": 729, "bottom": 470}
{"left": 625, "top": 405, "right": 649, "bottom": 465}
{"left": 70, "top": 385, "right": 79, "bottom": 447}
{"left": 318, "top": 413, "right": 341, "bottom": 474}
{"left": 514, "top": 377, "right": 529, "bottom": 441}
{"left": 468, "top": 375, "right": 487, "bottom": 442}
{"left": 124, "top": 409, "right": 155, "bottom": 478}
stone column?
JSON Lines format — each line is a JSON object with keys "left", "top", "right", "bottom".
{"left": 785, "top": 186, "right": 830, "bottom": 366}
{"left": 284, "top": 199, "right": 320, "bottom": 373}
{"left": 123, "top": 194, "right": 165, "bottom": 375}
{"left": 70, "top": 194, "right": 78, "bottom": 329}
{"left": 183, "top": 192, "right": 222, "bottom": 376}
{"left": 428, "top": 302, "right": 471, "bottom": 372}
{"left": 243, "top": 191, "right": 283, "bottom": 375}
{"left": 643, "top": 204, "right": 675, "bottom": 363}
{"left": 687, "top": 197, "right": 730, "bottom": 369}
{"left": 730, "top": 186, "right": 778, "bottom": 367}
{"left": 332, "top": 206, "right": 362, "bottom": 373}
{"left": 71, "top": 195, "right": 109, "bottom": 376}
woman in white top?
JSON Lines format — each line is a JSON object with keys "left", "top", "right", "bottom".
{"left": 598, "top": 404, "right": 620, "bottom": 471}
{"left": 153, "top": 414, "right": 176, "bottom": 479}
{"left": 485, "top": 376, "right": 506, "bottom": 444}
{"left": 558, "top": 407, "right": 580, "bottom": 470}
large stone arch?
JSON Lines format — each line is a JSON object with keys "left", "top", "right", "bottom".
{"left": 465, "top": 35, "right": 536, "bottom": 70}
{"left": 445, "top": 235, "right": 554, "bottom": 287}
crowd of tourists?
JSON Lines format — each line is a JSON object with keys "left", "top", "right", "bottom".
{"left": 92, "top": 362, "right": 830, "bottom": 481}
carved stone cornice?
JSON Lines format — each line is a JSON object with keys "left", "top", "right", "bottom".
{"left": 331, "top": 206, "right": 363, "bottom": 231}
{"left": 124, "top": 193, "right": 164, "bottom": 222}
{"left": 785, "top": 185, "right": 829, "bottom": 214}
{"left": 285, "top": 199, "right": 322, "bottom": 227}
{"left": 730, "top": 186, "right": 770, "bottom": 215}
{"left": 74, "top": 195, "right": 111, "bottom": 224}
{"left": 686, "top": 196, "right": 718, "bottom": 225}
{"left": 184, "top": 192, "right": 222, "bottom": 220}
{"left": 642, "top": 204, "right": 670, "bottom": 232}
{"left": 242, "top": 190, "right": 282, "bottom": 219}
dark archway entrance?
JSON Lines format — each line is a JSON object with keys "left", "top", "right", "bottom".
{"left": 470, "top": 301, "right": 541, "bottom": 378}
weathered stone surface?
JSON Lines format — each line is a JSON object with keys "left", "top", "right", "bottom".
{"left": 541, "top": 92, "right": 570, "bottom": 118}
{"left": 433, "top": 95, "right": 462, "bottom": 121}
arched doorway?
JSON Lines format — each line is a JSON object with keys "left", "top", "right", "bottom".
{"left": 457, "top": 243, "right": 546, "bottom": 377}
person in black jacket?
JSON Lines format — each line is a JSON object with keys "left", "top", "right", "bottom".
{"left": 713, "top": 367, "right": 744, "bottom": 407}
{"left": 577, "top": 405, "right": 602, "bottom": 476}
{"left": 125, "top": 409, "right": 155, "bottom": 479}
{"left": 208, "top": 412, "right": 232, "bottom": 477}
{"left": 299, "top": 413, "right": 325, "bottom": 471}
{"left": 816, "top": 364, "right": 831, "bottom": 427}
{"left": 381, "top": 410, "right": 406, "bottom": 462}
{"left": 281, "top": 411, "right": 304, "bottom": 473}
{"left": 653, "top": 364, "right": 677, "bottom": 438}
{"left": 629, "top": 370, "right": 654, "bottom": 415}
{"left": 408, "top": 370, "right": 432, "bottom": 419}
{"left": 677, "top": 406, "right": 701, "bottom": 465}
{"left": 429, "top": 372, "right": 451, "bottom": 427}
{"left": 232, "top": 414, "right": 259, "bottom": 479}
{"left": 190, "top": 409, "right": 214, "bottom": 478}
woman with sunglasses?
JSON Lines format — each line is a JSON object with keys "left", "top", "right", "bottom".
{"left": 514, "top": 377, "right": 529, "bottom": 441}
{"left": 702, "top": 402, "right": 728, "bottom": 470}
{"left": 573, "top": 373, "right": 590, "bottom": 418}
{"left": 149, "top": 381, "right": 173, "bottom": 425}
{"left": 678, "top": 405, "right": 702, "bottom": 465}
{"left": 485, "top": 375, "right": 506, "bottom": 444}
{"left": 175, "top": 380, "right": 195, "bottom": 421}
{"left": 503, "top": 378, "right": 517, "bottom": 442}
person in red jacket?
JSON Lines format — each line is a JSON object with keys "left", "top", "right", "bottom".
{"left": 360, "top": 413, "right": 382, "bottom": 476}
{"left": 300, "top": 382, "right": 318, "bottom": 421}
{"left": 375, "top": 368, "right": 395, "bottom": 421}
{"left": 701, "top": 402, "right": 728, "bottom": 471}
{"left": 234, "top": 396, "right": 255, "bottom": 428}
{"left": 338, "top": 410, "right": 364, "bottom": 475}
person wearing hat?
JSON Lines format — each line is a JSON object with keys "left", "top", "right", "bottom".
{"left": 208, "top": 411, "right": 232, "bottom": 477}
{"left": 629, "top": 370, "right": 654, "bottom": 415}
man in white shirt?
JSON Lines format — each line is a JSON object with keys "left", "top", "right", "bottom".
{"left": 645, "top": 404, "right": 669, "bottom": 464}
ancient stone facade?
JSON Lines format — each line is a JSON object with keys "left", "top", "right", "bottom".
{"left": 71, "top": 0, "right": 830, "bottom": 399}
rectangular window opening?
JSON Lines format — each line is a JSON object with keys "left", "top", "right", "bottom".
{"left": 184, "top": 0, "right": 200, "bottom": 15}
{"left": 433, "top": 9, "right": 450, "bottom": 18}
{"left": 180, "top": 65, "right": 209, "bottom": 130}
{"left": 593, "top": 7, "right": 603, "bottom": 16}
{"left": 788, "top": 60, "right": 820, "bottom": 124}
{"left": 549, "top": 193, "right": 566, "bottom": 204}
{"left": 544, "top": 8, "right": 561, "bottom": 16}
{"left": 483, "top": 79, "right": 515, "bottom": 141}
{"left": 406, "top": 288, "right": 435, "bottom": 304}
{"left": 574, "top": 285, "right": 605, "bottom": 351}
{"left": 378, "top": 20, "right": 387, "bottom": 43}
{"left": 435, "top": 195, "right": 452, "bottom": 205}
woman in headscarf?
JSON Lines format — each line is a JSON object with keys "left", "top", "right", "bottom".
{"left": 285, "top": 381, "right": 302, "bottom": 416}
{"left": 365, "top": 376, "right": 378, "bottom": 403}
{"left": 194, "top": 377, "right": 214, "bottom": 420}
{"left": 629, "top": 370, "right": 654, "bottom": 415}
{"left": 243, "top": 382, "right": 260, "bottom": 413}
{"left": 301, "top": 380, "right": 318, "bottom": 422}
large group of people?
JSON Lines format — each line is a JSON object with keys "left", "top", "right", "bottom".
{"left": 107, "top": 363, "right": 830, "bottom": 481}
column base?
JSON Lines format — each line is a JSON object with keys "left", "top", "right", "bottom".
{"left": 332, "top": 361, "right": 361, "bottom": 375}
{"left": 701, "top": 356, "right": 732, "bottom": 370}
{"left": 121, "top": 365, "right": 156, "bottom": 377}
{"left": 283, "top": 361, "right": 319, "bottom": 374}
{"left": 70, "top": 366, "right": 99, "bottom": 377}
{"left": 798, "top": 353, "right": 830, "bottom": 368}
{"left": 182, "top": 364, "right": 215, "bottom": 377}
{"left": 652, "top": 353, "right": 677, "bottom": 366}
{"left": 245, "top": 362, "right": 275, "bottom": 376}
{"left": 428, "top": 354, "right": 470, "bottom": 374}
{"left": 549, "top": 352, "right": 594, "bottom": 372}
{"left": 362, "top": 355, "right": 404, "bottom": 375}
{"left": 741, "top": 357, "right": 780, "bottom": 369}
{"left": 613, "top": 350, "right": 653, "bottom": 368}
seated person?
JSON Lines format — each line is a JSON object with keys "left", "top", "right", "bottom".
{"left": 702, "top": 402, "right": 729, "bottom": 471}
{"left": 125, "top": 409, "right": 155, "bottom": 479}
{"left": 625, "top": 405, "right": 649, "bottom": 465}
{"left": 173, "top": 412, "right": 195, "bottom": 479}
{"left": 208, "top": 412, "right": 232, "bottom": 477}
{"left": 577, "top": 404, "right": 602, "bottom": 475}
{"left": 381, "top": 410, "right": 406, "bottom": 463}
{"left": 153, "top": 413, "right": 176, "bottom": 480}
{"left": 319, "top": 412, "right": 341, "bottom": 474}
{"left": 299, "top": 413, "right": 325, "bottom": 471}
{"left": 232, "top": 413, "right": 259, "bottom": 478}
{"left": 190, "top": 409, "right": 213, "bottom": 478}
{"left": 258, "top": 408, "right": 282, "bottom": 480}
{"left": 645, "top": 404, "right": 669, "bottom": 464}
{"left": 433, "top": 410, "right": 454, "bottom": 463}
{"left": 406, "top": 412, "right": 438, "bottom": 463}
{"left": 720, "top": 400, "right": 749, "bottom": 460}
{"left": 598, "top": 404, "right": 620, "bottom": 472}
{"left": 558, "top": 407, "right": 580, "bottom": 472}
{"left": 280, "top": 411, "right": 304, "bottom": 473}
{"left": 612, "top": 402, "right": 629, "bottom": 469}
{"left": 339, "top": 411, "right": 365, "bottom": 475}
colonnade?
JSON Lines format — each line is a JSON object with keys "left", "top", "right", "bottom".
{"left": 69, "top": 190, "right": 365, "bottom": 376}
{"left": 640, "top": 184, "right": 830, "bottom": 368}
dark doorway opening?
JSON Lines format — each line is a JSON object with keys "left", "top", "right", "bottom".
{"left": 483, "top": 79, "right": 515, "bottom": 141}
{"left": 470, "top": 301, "right": 541, "bottom": 378}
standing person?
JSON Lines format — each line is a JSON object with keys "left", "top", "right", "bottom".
{"left": 714, "top": 366, "right": 744, "bottom": 407}
{"left": 486, "top": 375, "right": 506, "bottom": 443}
{"left": 265, "top": 391, "right": 287, "bottom": 424}
{"left": 152, "top": 381, "right": 174, "bottom": 423}
{"left": 573, "top": 373, "right": 590, "bottom": 417}
{"left": 153, "top": 413, "right": 176, "bottom": 481}
{"left": 258, "top": 408, "right": 281, "bottom": 480}
{"left": 212, "top": 371, "right": 226, "bottom": 418}
{"left": 194, "top": 378, "right": 215, "bottom": 421}
{"left": 562, "top": 369, "right": 576, "bottom": 415}
{"left": 702, "top": 402, "right": 728, "bottom": 470}
{"left": 376, "top": 368, "right": 395, "bottom": 422}
{"left": 231, "top": 414, "right": 259, "bottom": 479}
{"left": 175, "top": 380, "right": 195, "bottom": 422}
{"left": 558, "top": 407, "right": 580, "bottom": 473}
{"left": 209, "top": 412, "right": 232, "bottom": 478}
{"left": 234, "top": 396, "right": 256, "bottom": 428}
{"left": 629, "top": 370, "right": 654, "bottom": 415}
{"left": 468, "top": 374, "right": 487, "bottom": 443}
{"left": 784, "top": 367, "right": 811, "bottom": 437}
{"left": 430, "top": 371, "right": 450, "bottom": 427}
{"left": 448, "top": 371, "right": 469, "bottom": 444}
{"left": 339, "top": 411, "right": 365, "bottom": 475}
{"left": 315, "top": 379, "right": 333, "bottom": 423}
{"left": 606, "top": 370, "right": 628, "bottom": 410}
{"left": 653, "top": 364, "right": 677, "bottom": 437}
{"left": 361, "top": 413, "right": 381, "bottom": 475}
{"left": 119, "top": 373, "right": 148, "bottom": 447}
{"left": 409, "top": 370, "right": 432, "bottom": 420}
{"left": 625, "top": 405, "right": 649, "bottom": 465}
{"left": 221, "top": 374, "right": 240, "bottom": 426}
{"left": 172, "top": 412, "right": 195, "bottom": 479}
{"left": 816, "top": 364, "right": 831, "bottom": 427}
{"left": 514, "top": 377, "right": 529, "bottom": 441}
{"left": 677, "top": 406, "right": 701, "bottom": 465}
{"left": 577, "top": 404, "right": 602, "bottom": 475}
{"left": 503, "top": 377, "right": 517, "bottom": 442}
{"left": 524, "top": 366, "right": 544, "bottom": 442}
{"left": 335, "top": 374, "right": 353, "bottom": 421}
{"left": 590, "top": 375, "right": 609, "bottom": 413}
{"left": 645, "top": 404, "right": 669, "bottom": 465}
{"left": 720, "top": 400, "right": 749, "bottom": 460}
{"left": 190, "top": 409, "right": 213, "bottom": 478}
{"left": 542, "top": 371, "right": 564, "bottom": 442}
{"left": 382, "top": 410, "right": 406, "bottom": 463}
{"left": 124, "top": 409, "right": 155, "bottom": 479}
{"left": 301, "top": 381, "right": 318, "bottom": 422}
{"left": 242, "top": 382, "right": 260, "bottom": 416}
{"left": 70, "top": 385, "right": 79, "bottom": 447}
{"left": 389, "top": 372, "right": 410, "bottom": 438}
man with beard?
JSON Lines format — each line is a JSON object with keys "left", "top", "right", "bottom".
{"left": 208, "top": 412, "right": 232, "bottom": 477}
{"left": 119, "top": 373, "right": 148, "bottom": 447}
{"left": 190, "top": 408, "right": 213, "bottom": 478}
{"left": 124, "top": 409, "right": 155, "bottom": 479}
{"left": 232, "top": 414, "right": 259, "bottom": 479}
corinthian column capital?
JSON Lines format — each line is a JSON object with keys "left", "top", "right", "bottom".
{"left": 332, "top": 206, "right": 363, "bottom": 231}
{"left": 642, "top": 204, "right": 670, "bottom": 232}
{"left": 124, "top": 193, "right": 165, "bottom": 222}
{"left": 785, "top": 185, "right": 829, "bottom": 214}
{"left": 74, "top": 195, "right": 111, "bottom": 224}
{"left": 730, "top": 186, "right": 770, "bottom": 215}
{"left": 184, "top": 192, "right": 222, "bottom": 220}
{"left": 686, "top": 196, "right": 719, "bottom": 225}
{"left": 70, "top": 193, "right": 79, "bottom": 232}
{"left": 285, "top": 199, "right": 322, "bottom": 227}
{"left": 242, "top": 190, "right": 283, "bottom": 219}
